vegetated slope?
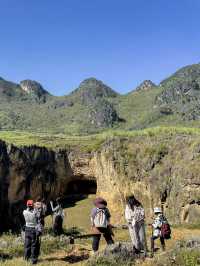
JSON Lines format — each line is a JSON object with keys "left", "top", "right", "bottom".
{"left": 1, "top": 62, "right": 200, "bottom": 134}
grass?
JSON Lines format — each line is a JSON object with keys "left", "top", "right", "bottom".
{"left": 0, "top": 196, "right": 200, "bottom": 265}
{"left": 1, "top": 126, "right": 200, "bottom": 151}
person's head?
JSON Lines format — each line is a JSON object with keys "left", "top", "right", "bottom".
{"left": 27, "top": 199, "right": 34, "bottom": 209}
{"left": 56, "top": 197, "right": 62, "bottom": 206}
{"left": 153, "top": 207, "right": 162, "bottom": 215}
{"left": 94, "top": 197, "right": 107, "bottom": 209}
{"left": 36, "top": 196, "right": 42, "bottom": 202}
{"left": 126, "top": 195, "right": 141, "bottom": 210}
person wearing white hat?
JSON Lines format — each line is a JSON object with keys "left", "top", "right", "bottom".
{"left": 150, "top": 207, "right": 168, "bottom": 257}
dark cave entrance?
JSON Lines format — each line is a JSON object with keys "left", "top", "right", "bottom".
{"left": 66, "top": 179, "right": 97, "bottom": 195}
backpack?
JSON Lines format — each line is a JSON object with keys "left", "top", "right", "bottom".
{"left": 93, "top": 208, "right": 108, "bottom": 228}
{"left": 161, "top": 223, "right": 171, "bottom": 239}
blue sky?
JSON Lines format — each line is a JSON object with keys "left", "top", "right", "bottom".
{"left": 0, "top": 0, "right": 199, "bottom": 95}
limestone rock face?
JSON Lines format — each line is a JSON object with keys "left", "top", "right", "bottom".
{"left": 135, "top": 80, "right": 156, "bottom": 91}
{"left": 20, "top": 80, "right": 50, "bottom": 102}
{"left": 71, "top": 78, "right": 118, "bottom": 105}
{"left": 0, "top": 143, "right": 73, "bottom": 232}
{"left": 1, "top": 134, "right": 200, "bottom": 232}
{"left": 93, "top": 137, "right": 200, "bottom": 224}
{"left": 156, "top": 64, "right": 200, "bottom": 120}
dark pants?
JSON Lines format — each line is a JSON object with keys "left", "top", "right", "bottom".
{"left": 151, "top": 236, "right": 165, "bottom": 254}
{"left": 53, "top": 215, "right": 63, "bottom": 236}
{"left": 24, "top": 228, "right": 40, "bottom": 264}
{"left": 92, "top": 227, "right": 114, "bottom": 252}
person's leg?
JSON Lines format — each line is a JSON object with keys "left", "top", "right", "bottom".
{"left": 160, "top": 236, "right": 165, "bottom": 251}
{"left": 92, "top": 234, "right": 101, "bottom": 252}
{"left": 24, "top": 230, "right": 32, "bottom": 260}
{"left": 128, "top": 225, "right": 140, "bottom": 253}
{"left": 53, "top": 216, "right": 59, "bottom": 236}
{"left": 138, "top": 223, "right": 147, "bottom": 255}
{"left": 35, "top": 234, "right": 41, "bottom": 258}
{"left": 151, "top": 236, "right": 157, "bottom": 257}
{"left": 31, "top": 230, "right": 38, "bottom": 264}
{"left": 102, "top": 227, "right": 114, "bottom": 246}
{"left": 103, "top": 231, "right": 114, "bottom": 245}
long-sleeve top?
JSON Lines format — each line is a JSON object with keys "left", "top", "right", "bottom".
{"left": 152, "top": 213, "right": 167, "bottom": 237}
{"left": 50, "top": 201, "right": 64, "bottom": 218}
{"left": 125, "top": 205, "right": 145, "bottom": 226}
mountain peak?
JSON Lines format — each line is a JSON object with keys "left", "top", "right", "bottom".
{"left": 20, "top": 80, "right": 50, "bottom": 102}
{"left": 78, "top": 77, "right": 117, "bottom": 96}
{"left": 20, "top": 80, "right": 49, "bottom": 94}
{"left": 135, "top": 80, "right": 156, "bottom": 91}
{"left": 70, "top": 78, "right": 118, "bottom": 103}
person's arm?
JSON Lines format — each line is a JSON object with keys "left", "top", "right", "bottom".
{"left": 106, "top": 208, "right": 111, "bottom": 224}
{"left": 50, "top": 201, "right": 59, "bottom": 212}
{"left": 90, "top": 208, "right": 96, "bottom": 226}
{"left": 125, "top": 205, "right": 133, "bottom": 224}
{"left": 42, "top": 203, "right": 47, "bottom": 216}
{"left": 22, "top": 210, "right": 26, "bottom": 230}
{"left": 152, "top": 217, "right": 162, "bottom": 228}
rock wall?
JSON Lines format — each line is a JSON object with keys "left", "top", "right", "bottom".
{"left": 93, "top": 137, "right": 200, "bottom": 224}
{"left": 1, "top": 134, "right": 200, "bottom": 232}
{"left": 0, "top": 142, "right": 73, "bottom": 232}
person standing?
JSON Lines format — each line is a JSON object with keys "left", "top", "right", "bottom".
{"left": 50, "top": 198, "right": 64, "bottom": 236}
{"left": 23, "top": 200, "right": 40, "bottom": 264}
{"left": 34, "top": 198, "right": 46, "bottom": 257}
{"left": 91, "top": 197, "right": 114, "bottom": 253}
{"left": 125, "top": 195, "right": 147, "bottom": 255}
{"left": 150, "top": 207, "right": 170, "bottom": 257}
{"left": 34, "top": 197, "right": 47, "bottom": 227}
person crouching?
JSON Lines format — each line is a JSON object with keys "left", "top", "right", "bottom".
{"left": 23, "top": 200, "right": 40, "bottom": 264}
{"left": 91, "top": 197, "right": 114, "bottom": 253}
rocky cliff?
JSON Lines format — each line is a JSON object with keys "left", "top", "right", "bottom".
{"left": 93, "top": 136, "right": 200, "bottom": 224}
{"left": 0, "top": 142, "right": 73, "bottom": 232}
{"left": 1, "top": 133, "right": 200, "bottom": 232}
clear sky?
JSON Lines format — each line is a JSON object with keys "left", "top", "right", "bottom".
{"left": 0, "top": 0, "right": 199, "bottom": 95}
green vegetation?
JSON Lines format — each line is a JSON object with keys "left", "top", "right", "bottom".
{"left": 1, "top": 63, "right": 200, "bottom": 134}
{"left": 1, "top": 126, "right": 200, "bottom": 150}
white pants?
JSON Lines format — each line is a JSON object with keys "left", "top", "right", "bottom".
{"left": 128, "top": 221, "right": 147, "bottom": 252}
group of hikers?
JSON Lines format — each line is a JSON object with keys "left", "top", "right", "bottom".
{"left": 22, "top": 195, "right": 171, "bottom": 264}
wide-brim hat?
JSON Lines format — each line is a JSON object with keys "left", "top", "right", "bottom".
{"left": 94, "top": 197, "right": 107, "bottom": 208}
{"left": 154, "top": 207, "right": 162, "bottom": 213}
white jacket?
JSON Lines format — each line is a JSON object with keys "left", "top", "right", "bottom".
{"left": 152, "top": 214, "right": 167, "bottom": 237}
{"left": 125, "top": 205, "right": 145, "bottom": 226}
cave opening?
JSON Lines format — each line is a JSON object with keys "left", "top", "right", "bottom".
{"left": 66, "top": 179, "right": 97, "bottom": 195}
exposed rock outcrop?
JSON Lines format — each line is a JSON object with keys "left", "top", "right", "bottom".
{"left": 0, "top": 142, "right": 73, "bottom": 232}
{"left": 71, "top": 78, "right": 118, "bottom": 105}
{"left": 135, "top": 80, "right": 156, "bottom": 92}
{"left": 1, "top": 133, "right": 200, "bottom": 232}
{"left": 156, "top": 64, "right": 200, "bottom": 120}
{"left": 88, "top": 99, "right": 121, "bottom": 127}
{"left": 20, "top": 80, "right": 50, "bottom": 102}
{"left": 93, "top": 136, "right": 200, "bottom": 224}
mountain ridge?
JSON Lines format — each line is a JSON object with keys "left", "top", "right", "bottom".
{"left": 0, "top": 62, "right": 200, "bottom": 133}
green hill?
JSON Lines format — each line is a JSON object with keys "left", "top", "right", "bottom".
{"left": 1, "top": 63, "right": 200, "bottom": 134}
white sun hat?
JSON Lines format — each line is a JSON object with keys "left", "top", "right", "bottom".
{"left": 154, "top": 207, "right": 162, "bottom": 213}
